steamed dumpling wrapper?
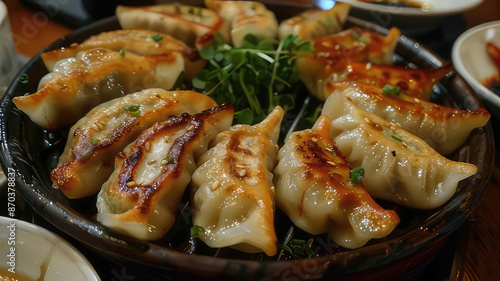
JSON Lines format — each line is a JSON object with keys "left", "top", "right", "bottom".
{"left": 97, "top": 104, "right": 234, "bottom": 240}
{"left": 51, "top": 89, "right": 217, "bottom": 199}
{"left": 13, "top": 48, "right": 184, "bottom": 130}
{"left": 190, "top": 106, "right": 284, "bottom": 256}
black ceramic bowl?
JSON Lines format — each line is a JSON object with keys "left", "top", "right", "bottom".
{"left": 0, "top": 16, "right": 494, "bottom": 280}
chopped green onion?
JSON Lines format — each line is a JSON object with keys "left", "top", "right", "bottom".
{"left": 81, "top": 151, "right": 92, "bottom": 161}
{"left": 381, "top": 84, "right": 401, "bottom": 96}
{"left": 152, "top": 33, "right": 163, "bottom": 42}
{"left": 124, "top": 105, "right": 140, "bottom": 111}
{"left": 350, "top": 167, "right": 365, "bottom": 183}
{"left": 190, "top": 225, "right": 205, "bottom": 238}
{"left": 18, "top": 74, "right": 29, "bottom": 84}
{"left": 119, "top": 49, "right": 126, "bottom": 58}
{"left": 131, "top": 110, "right": 141, "bottom": 117}
{"left": 280, "top": 239, "right": 314, "bottom": 259}
{"left": 391, "top": 134, "right": 403, "bottom": 144}
{"left": 91, "top": 139, "right": 99, "bottom": 145}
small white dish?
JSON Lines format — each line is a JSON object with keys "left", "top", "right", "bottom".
{"left": 0, "top": 217, "right": 100, "bottom": 281}
{"left": 452, "top": 21, "right": 500, "bottom": 117}
{"left": 339, "top": 0, "right": 483, "bottom": 35}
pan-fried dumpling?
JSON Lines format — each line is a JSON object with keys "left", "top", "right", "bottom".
{"left": 116, "top": 4, "right": 230, "bottom": 48}
{"left": 278, "top": 3, "right": 351, "bottom": 41}
{"left": 13, "top": 48, "right": 184, "bottom": 130}
{"left": 274, "top": 115, "right": 399, "bottom": 249}
{"left": 322, "top": 83, "right": 490, "bottom": 155}
{"left": 205, "top": 0, "right": 278, "bottom": 47}
{"left": 41, "top": 29, "right": 205, "bottom": 79}
{"left": 97, "top": 104, "right": 234, "bottom": 240}
{"left": 328, "top": 98, "right": 477, "bottom": 209}
{"left": 51, "top": 89, "right": 217, "bottom": 199}
{"left": 307, "top": 61, "right": 452, "bottom": 101}
{"left": 190, "top": 106, "right": 284, "bottom": 256}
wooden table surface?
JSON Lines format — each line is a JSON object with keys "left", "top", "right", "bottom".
{"left": 3, "top": 0, "right": 500, "bottom": 280}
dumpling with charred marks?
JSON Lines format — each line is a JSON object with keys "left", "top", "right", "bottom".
{"left": 97, "top": 104, "right": 234, "bottom": 241}
{"left": 278, "top": 3, "right": 351, "bottom": 41}
{"left": 13, "top": 48, "right": 184, "bottom": 130}
{"left": 190, "top": 106, "right": 284, "bottom": 256}
{"left": 274, "top": 115, "right": 400, "bottom": 249}
{"left": 322, "top": 83, "right": 490, "bottom": 155}
{"left": 116, "top": 4, "right": 230, "bottom": 48}
{"left": 305, "top": 60, "right": 453, "bottom": 101}
{"left": 205, "top": 0, "right": 279, "bottom": 48}
{"left": 328, "top": 98, "right": 477, "bottom": 209}
{"left": 41, "top": 29, "right": 205, "bottom": 80}
{"left": 51, "top": 89, "right": 217, "bottom": 199}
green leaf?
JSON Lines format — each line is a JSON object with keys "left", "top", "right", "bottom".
{"left": 18, "top": 74, "right": 29, "bottom": 84}
{"left": 233, "top": 108, "right": 253, "bottom": 124}
{"left": 192, "top": 76, "right": 207, "bottom": 89}
{"left": 241, "top": 33, "right": 259, "bottom": 48}
{"left": 152, "top": 34, "right": 163, "bottom": 42}
{"left": 382, "top": 84, "right": 401, "bottom": 96}
{"left": 124, "top": 105, "right": 140, "bottom": 111}
{"left": 190, "top": 225, "right": 205, "bottom": 238}
{"left": 350, "top": 167, "right": 365, "bottom": 183}
{"left": 199, "top": 44, "right": 215, "bottom": 60}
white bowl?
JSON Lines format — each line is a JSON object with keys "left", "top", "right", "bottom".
{"left": 452, "top": 21, "right": 500, "bottom": 117}
{"left": 0, "top": 217, "right": 100, "bottom": 280}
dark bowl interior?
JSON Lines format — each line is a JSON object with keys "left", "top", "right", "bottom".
{"left": 0, "top": 16, "right": 494, "bottom": 280}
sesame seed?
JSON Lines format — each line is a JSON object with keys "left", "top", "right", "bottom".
{"left": 126, "top": 181, "right": 136, "bottom": 188}
{"left": 145, "top": 141, "right": 151, "bottom": 152}
{"left": 212, "top": 180, "right": 220, "bottom": 190}
{"left": 160, "top": 159, "right": 168, "bottom": 165}
{"left": 238, "top": 169, "right": 246, "bottom": 177}
{"left": 327, "top": 161, "right": 337, "bottom": 166}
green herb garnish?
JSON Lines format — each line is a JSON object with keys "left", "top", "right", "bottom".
{"left": 192, "top": 33, "right": 314, "bottom": 125}
{"left": 18, "top": 74, "right": 29, "bottom": 84}
{"left": 119, "top": 49, "right": 126, "bottom": 58}
{"left": 91, "top": 139, "right": 99, "bottom": 145}
{"left": 381, "top": 84, "right": 401, "bottom": 96}
{"left": 152, "top": 34, "right": 163, "bottom": 42}
{"left": 81, "top": 151, "right": 92, "bottom": 161}
{"left": 131, "top": 110, "right": 141, "bottom": 117}
{"left": 280, "top": 239, "right": 314, "bottom": 259}
{"left": 190, "top": 225, "right": 205, "bottom": 238}
{"left": 391, "top": 134, "right": 403, "bottom": 144}
{"left": 350, "top": 167, "right": 365, "bottom": 183}
{"left": 124, "top": 105, "right": 140, "bottom": 111}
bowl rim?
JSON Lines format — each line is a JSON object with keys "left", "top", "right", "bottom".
{"left": 339, "top": 0, "right": 483, "bottom": 17}
{"left": 0, "top": 216, "right": 101, "bottom": 280}
{"left": 0, "top": 15, "right": 494, "bottom": 279}
{"left": 452, "top": 20, "right": 500, "bottom": 110}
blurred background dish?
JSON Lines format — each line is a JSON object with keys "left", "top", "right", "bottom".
{"left": 0, "top": 217, "right": 100, "bottom": 281}
{"left": 452, "top": 21, "right": 500, "bottom": 119}
{"left": 339, "top": 0, "right": 483, "bottom": 35}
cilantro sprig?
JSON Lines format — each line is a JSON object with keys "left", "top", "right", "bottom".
{"left": 192, "top": 33, "right": 314, "bottom": 124}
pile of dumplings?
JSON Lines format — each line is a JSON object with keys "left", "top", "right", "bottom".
{"left": 12, "top": 0, "right": 490, "bottom": 258}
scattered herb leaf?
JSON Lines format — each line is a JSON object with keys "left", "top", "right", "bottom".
{"left": 391, "top": 134, "right": 403, "bottom": 144}
{"left": 18, "top": 74, "right": 29, "bottom": 84}
{"left": 350, "top": 167, "right": 365, "bottom": 183}
{"left": 131, "top": 110, "right": 141, "bottom": 117}
{"left": 81, "top": 151, "right": 92, "bottom": 161}
{"left": 152, "top": 34, "right": 163, "bottom": 42}
{"left": 190, "top": 225, "right": 205, "bottom": 238}
{"left": 280, "top": 239, "right": 313, "bottom": 259}
{"left": 119, "top": 49, "right": 126, "bottom": 58}
{"left": 381, "top": 84, "right": 401, "bottom": 96}
{"left": 124, "top": 105, "right": 140, "bottom": 111}
{"left": 91, "top": 139, "right": 99, "bottom": 145}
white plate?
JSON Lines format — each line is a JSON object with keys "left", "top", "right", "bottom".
{"left": 452, "top": 21, "right": 500, "bottom": 117}
{"left": 0, "top": 217, "right": 100, "bottom": 281}
{"left": 339, "top": 0, "right": 483, "bottom": 17}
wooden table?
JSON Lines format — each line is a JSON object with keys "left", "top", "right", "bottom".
{"left": 3, "top": 0, "right": 500, "bottom": 280}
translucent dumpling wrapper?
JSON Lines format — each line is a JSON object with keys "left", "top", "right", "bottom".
{"left": 274, "top": 115, "right": 400, "bottom": 249}
{"left": 116, "top": 4, "right": 230, "bottom": 48}
{"left": 327, "top": 97, "right": 477, "bottom": 209}
{"left": 307, "top": 60, "right": 453, "bottom": 101}
{"left": 41, "top": 29, "right": 206, "bottom": 80}
{"left": 205, "top": 0, "right": 278, "bottom": 47}
{"left": 322, "top": 82, "right": 490, "bottom": 155}
{"left": 278, "top": 3, "right": 351, "bottom": 41}
{"left": 97, "top": 104, "right": 234, "bottom": 240}
{"left": 13, "top": 48, "right": 184, "bottom": 130}
{"left": 51, "top": 89, "right": 217, "bottom": 199}
{"left": 190, "top": 106, "right": 284, "bottom": 256}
